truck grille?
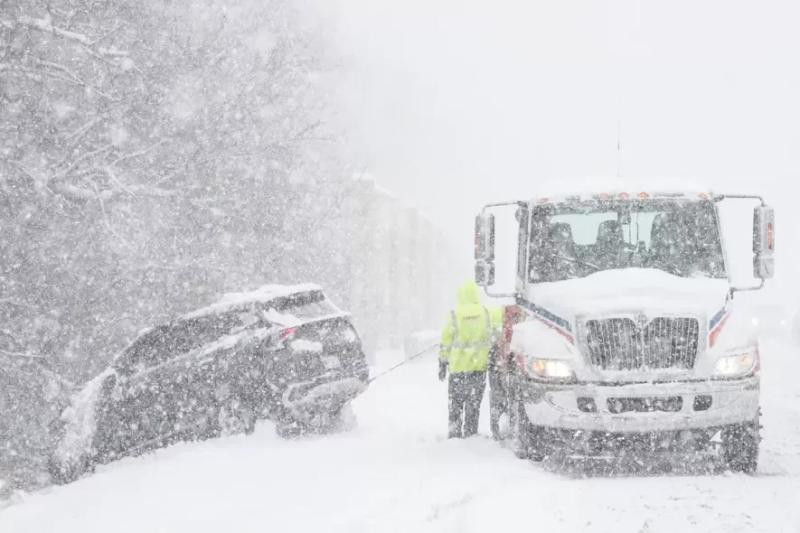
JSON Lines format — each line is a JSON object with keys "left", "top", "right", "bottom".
{"left": 584, "top": 317, "right": 700, "bottom": 371}
{"left": 606, "top": 396, "right": 683, "bottom": 414}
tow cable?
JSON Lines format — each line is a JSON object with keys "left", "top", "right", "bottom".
{"left": 368, "top": 343, "right": 440, "bottom": 384}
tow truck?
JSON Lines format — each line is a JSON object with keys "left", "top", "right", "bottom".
{"left": 476, "top": 189, "right": 775, "bottom": 472}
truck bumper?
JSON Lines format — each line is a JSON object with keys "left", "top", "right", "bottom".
{"left": 518, "top": 376, "right": 759, "bottom": 433}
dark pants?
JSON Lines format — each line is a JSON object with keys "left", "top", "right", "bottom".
{"left": 448, "top": 371, "right": 486, "bottom": 438}
{"left": 489, "top": 366, "right": 508, "bottom": 440}
{"left": 487, "top": 345, "right": 510, "bottom": 439}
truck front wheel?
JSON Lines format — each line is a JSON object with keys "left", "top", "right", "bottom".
{"left": 722, "top": 417, "right": 760, "bottom": 474}
{"left": 513, "top": 401, "right": 546, "bottom": 462}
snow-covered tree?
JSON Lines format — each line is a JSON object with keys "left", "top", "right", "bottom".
{"left": 0, "top": 0, "right": 348, "bottom": 378}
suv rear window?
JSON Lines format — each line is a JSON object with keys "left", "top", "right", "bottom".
{"left": 266, "top": 290, "right": 339, "bottom": 320}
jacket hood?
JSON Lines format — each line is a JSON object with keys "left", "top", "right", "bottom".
{"left": 457, "top": 280, "right": 482, "bottom": 306}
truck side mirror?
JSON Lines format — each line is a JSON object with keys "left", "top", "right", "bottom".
{"left": 475, "top": 260, "right": 495, "bottom": 286}
{"left": 474, "top": 213, "right": 495, "bottom": 261}
{"left": 475, "top": 213, "right": 495, "bottom": 287}
{"left": 753, "top": 206, "right": 775, "bottom": 279}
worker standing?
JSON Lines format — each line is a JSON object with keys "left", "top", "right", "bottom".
{"left": 489, "top": 305, "right": 521, "bottom": 440}
{"left": 438, "top": 280, "right": 501, "bottom": 438}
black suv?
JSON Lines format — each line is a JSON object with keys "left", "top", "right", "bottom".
{"left": 50, "top": 285, "right": 369, "bottom": 482}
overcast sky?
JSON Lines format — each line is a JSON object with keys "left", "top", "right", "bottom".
{"left": 312, "top": 0, "right": 799, "bottom": 295}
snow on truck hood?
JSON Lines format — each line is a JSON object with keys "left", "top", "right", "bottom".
{"left": 525, "top": 268, "right": 730, "bottom": 322}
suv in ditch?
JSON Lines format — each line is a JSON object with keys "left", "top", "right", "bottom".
{"left": 50, "top": 284, "right": 369, "bottom": 482}
{"left": 476, "top": 189, "right": 774, "bottom": 473}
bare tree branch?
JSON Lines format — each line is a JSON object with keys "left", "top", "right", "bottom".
{"left": 7, "top": 15, "right": 129, "bottom": 58}
{"left": 109, "top": 141, "right": 165, "bottom": 167}
{"left": 0, "top": 299, "right": 35, "bottom": 310}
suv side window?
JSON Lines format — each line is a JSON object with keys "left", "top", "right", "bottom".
{"left": 114, "top": 324, "right": 173, "bottom": 376}
{"left": 114, "top": 307, "right": 273, "bottom": 376}
{"left": 268, "top": 290, "right": 337, "bottom": 319}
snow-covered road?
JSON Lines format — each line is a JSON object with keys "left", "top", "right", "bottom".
{"left": 1, "top": 340, "right": 800, "bottom": 532}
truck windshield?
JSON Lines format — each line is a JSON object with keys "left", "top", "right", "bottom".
{"left": 528, "top": 198, "right": 726, "bottom": 282}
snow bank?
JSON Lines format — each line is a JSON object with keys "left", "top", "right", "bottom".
{"left": 3, "top": 342, "right": 800, "bottom": 532}
{"left": 53, "top": 370, "right": 112, "bottom": 467}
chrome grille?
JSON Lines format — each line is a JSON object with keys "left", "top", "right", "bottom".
{"left": 584, "top": 317, "right": 700, "bottom": 370}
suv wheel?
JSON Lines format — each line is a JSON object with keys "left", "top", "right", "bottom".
{"left": 722, "top": 416, "right": 760, "bottom": 474}
{"left": 48, "top": 454, "right": 92, "bottom": 485}
{"left": 217, "top": 398, "right": 256, "bottom": 436}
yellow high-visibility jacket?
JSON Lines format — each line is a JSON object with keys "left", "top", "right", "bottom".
{"left": 439, "top": 281, "right": 502, "bottom": 373}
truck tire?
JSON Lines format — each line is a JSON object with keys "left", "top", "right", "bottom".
{"left": 722, "top": 417, "right": 760, "bottom": 474}
{"left": 513, "top": 401, "right": 545, "bottom": 462}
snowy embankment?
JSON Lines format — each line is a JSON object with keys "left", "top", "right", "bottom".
{"left": 1, "top": 342, "right": 800, "bottom": 532}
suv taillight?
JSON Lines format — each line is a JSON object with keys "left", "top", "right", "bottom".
{"left": 280, "top": 327, "right": 297, "bottom": 342}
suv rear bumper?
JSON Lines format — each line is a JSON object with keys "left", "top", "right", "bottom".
{"left": 518, "top": 375, "right": 759, "bottom": 432}
{"left": 283, "top": 373, "right": 368, "bottom": 417}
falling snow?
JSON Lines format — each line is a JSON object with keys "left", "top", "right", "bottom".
{"left": 2, "top": 1, "right": 800, "bottom": 532}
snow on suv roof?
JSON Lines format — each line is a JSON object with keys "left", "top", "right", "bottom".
{"left": 182, "top": 283, "right": 325, "bottom": 320}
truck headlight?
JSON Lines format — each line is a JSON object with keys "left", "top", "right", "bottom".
{"left": 530, "top": 358, "right": 575, "bottom": 381}
{"left": 713, "top": 350, "right": 757, "bottom": 378}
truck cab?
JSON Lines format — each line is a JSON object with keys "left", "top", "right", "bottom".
{"left": 475, "top": 190, "right": 775, "bottom": 472}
